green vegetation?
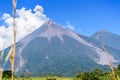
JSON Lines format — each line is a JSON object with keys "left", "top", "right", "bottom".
{"left": 2, "top": 77, "right": 73, "bottom": 80}
{"left": 1, "top": 64, "right": 120, "bottom": 80}
{"left": 76, "top": 64, "right": 120, "bottom": 80}
{"left": 2, "top": 70, "right": 11, "bottom": 78}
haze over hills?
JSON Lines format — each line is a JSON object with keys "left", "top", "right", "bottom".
{"left": 2, "top": 20, "right": 120, "bottom": 76}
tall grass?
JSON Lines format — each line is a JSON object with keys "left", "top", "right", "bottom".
{"left": 101, "top": 44, "right": 115, "bottom": 80}
{"left": 0, "top": 48, "right": 4, "bottom": 80}
{"left": 11, "top": 0, "right": 17, "bottom": 80}
{"left": 0, "top": 1, "right": 17, "bottom": 80}
{"left": 0, "top": 46, "right": 14, "bottom": 80}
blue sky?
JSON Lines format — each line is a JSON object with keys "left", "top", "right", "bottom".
{"left": 0, "top": 0, "right": 120, "bottom": 36}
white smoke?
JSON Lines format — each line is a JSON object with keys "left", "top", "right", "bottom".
{"left": 66, "top": 21, "right": 75, "bottom": 30}
{"left": 0, "top": 5, "right": 49, "bottom": 50}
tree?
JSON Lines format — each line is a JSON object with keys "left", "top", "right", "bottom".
{"left": 76, "top": 72, "right": 89, "bottom": 80}
{"left": 2, "top": 70, "right": 12, "bottom": 78}
{"left": 91, "top": 68, "right": 105, "bottom": 76}
{"left": 118, "top": 64, "right": 120, "bottom": 70}
{"left": 76, "top": 68, "right": 106, "bottom": 80}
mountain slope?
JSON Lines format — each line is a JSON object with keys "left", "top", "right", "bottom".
{"left": 91, "top": 30, "right": 120, "bottom": 50}
{"left": 3, "top": 21, "right": 120, "bottom": 76}
{"left": 79, "top": 34, "right": 120, "bottom": 65}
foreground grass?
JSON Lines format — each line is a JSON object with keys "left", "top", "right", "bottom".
{"left": 2, "top": 77, "right": 74, "bottom": 80}
{"left": 1, "top": 73, "right": 120, "bottom": 80}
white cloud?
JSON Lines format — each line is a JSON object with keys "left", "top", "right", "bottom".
{"left": 33, "top": 5, "right": 44, "bottom": 16}
{"left": 65, "top": 21, "right": 75, "bottom": 30}
{"left": 0, "top": 5, "right": 49, "bottom": 50}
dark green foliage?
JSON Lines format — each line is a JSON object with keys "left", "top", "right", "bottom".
{"left": 76, "top": 65, "right": 120, "bottom": 80}
{"left": 77, "top": 73, "right": 96, "bottom": 80}
{"left": 45, "top": 75, "right": 57, "bottom": 80}
{"left": 2, "top": 70, "right": 11, "bottom": 78}
{"left": 76, "top": 72, "right": 90, "bottom": 80}
{"left": 46, "top": 77, "right": 56, "bottom": 80}
{"left": 114, "top": 64, "right": 120, "bottom": 78}
{"left": 91, "top": 68, "right": 105, "bottom": 76}
{"left": 118, "top": 64, "right": 120, "bottom": 70}
{"left": 76, "top": 69, "right": 105, "bottom": 80}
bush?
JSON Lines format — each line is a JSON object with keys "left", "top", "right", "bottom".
{"left": 2, "top": 70, "right": 11, "bottom": 78}
{"left": 76, "top": 68, "right": 106, "bottom": 80}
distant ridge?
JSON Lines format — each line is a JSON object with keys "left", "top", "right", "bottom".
{"left": 91, "top": 29, "right": 120, "bottom": 50}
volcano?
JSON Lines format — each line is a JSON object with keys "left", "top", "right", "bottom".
{"left": 3, "top": 20, "right": 120, "bottom": 76}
